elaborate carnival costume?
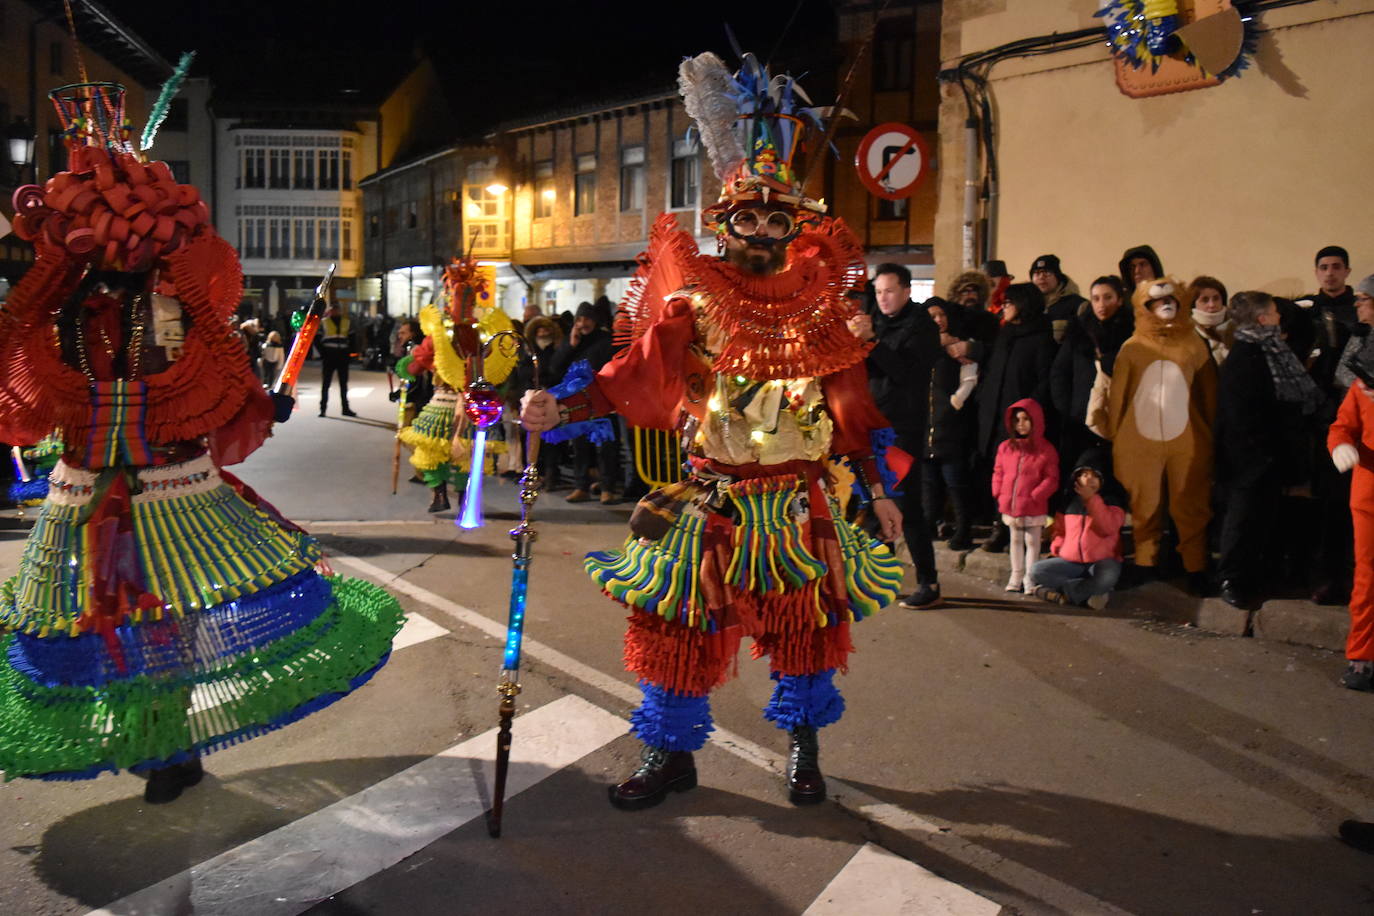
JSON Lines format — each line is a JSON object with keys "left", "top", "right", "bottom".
{"left": 0, "top": 82, "right": 404, "bottom": 802}
{"left": 397, "top": 257, "right": 514, "bottom": 513}
{"left": 529, "top": 52, "right": 904, "bottom": 808}
{"left": 9, "top": 434, "right": 64, "bottom": 506}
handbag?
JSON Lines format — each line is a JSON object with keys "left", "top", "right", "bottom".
{"left": 1085, "top": 355, "right": 1111, "bottom": 439}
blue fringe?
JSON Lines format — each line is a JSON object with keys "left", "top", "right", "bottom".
{"left": 547, "top": 359, "right": 595, "bottom": 399}
{"left": 845, "top": 427, "right": 903, "bottom": 503}
{"left": 35, "top": 651, "right": 392, "bottom": 781}
{"left": 542, "top": 417, "right": 615, "bottom": 445}
{"left": 763, "top": 669, "right": 845, "bottom": 730}
{"left": 7, "top": 478, "right": 49, "bottom": 503}
{"left": 629, "top": 680, "right": 714, "bottom": 752}
{"left": 8, "top": 570, "right": 334, "bottom": 688}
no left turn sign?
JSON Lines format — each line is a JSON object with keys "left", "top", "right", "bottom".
{"left": 855, "top": 122, "right": 931, "bottom": 201}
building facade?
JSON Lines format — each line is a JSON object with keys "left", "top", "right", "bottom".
{"left": 936, "top": 0, "right": 1374, "bottom": 296}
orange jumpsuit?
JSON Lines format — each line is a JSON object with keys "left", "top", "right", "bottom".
{"left": 1327, "top": 384, "right": 1374, "bottom": 661}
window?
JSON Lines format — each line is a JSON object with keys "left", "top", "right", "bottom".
{"left": 242, "top": 147, "right": 265, "bottom": 189}
{"left": 49, "top": 41, "right": 62, "bottom": 76}
{"left": 342, "top": 149, "right": 353, "bottom": 190}
{"left": 406, "top": 201, "right": 418, "bottom": 229}
{"left": 342, "top": 220, "right": 353, "bottom": 260}
{"left": 670, "top": 138, "right": 698, "bottom": 210}
{"left": 368, "top": 214, "right": 380, "bottom": 238}
{"left": 293, "top": 148, "right": 315, "bottom": 189}
{"left": 268, "top": 216, "right": 289, "bottom": 258}
{"left": 293, "top": 217, "right": 315, "bottom": 258}
{"left": 269, "top": 148, "right": 290, "bottom": 189}
{"left": 574, "top": 153, "right": 596, "bottom": 217}
{"left": 874, "top": 19, "right": 914, "bottom": 92}
{"left": 619, "top": 146, "right": 645, "bottom": 212}
{"left": 162, "top": 99, "right": 189, "bottom": 133}
{"left": 534, "top": 160, "right": 554, "bottom": 219}
{"left": 319, "top": 148, "right": 340, "bottom": 190}
{"left": 47, "top": 129, "right": 65, "bottom": 177}
{"left": 320, "top": 219, "right": 340, "bottom": 259}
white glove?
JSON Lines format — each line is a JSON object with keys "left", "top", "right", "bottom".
{"left": 1332, "top": 443, "right": 1359, "bottom": 473}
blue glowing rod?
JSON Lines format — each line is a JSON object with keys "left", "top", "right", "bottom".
{"left": 488, "top": 334, "right": 542, "bottom": 838}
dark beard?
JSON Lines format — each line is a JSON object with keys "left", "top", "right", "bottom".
{"left": 729, "top": 242, "right": 787, "bottom": 276}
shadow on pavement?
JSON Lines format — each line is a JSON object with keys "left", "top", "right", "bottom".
{"left": 843, "top": 778, "right": 1374, "bottom": 915}
{"left": 312, "top": 533, "right": 505, "bottom": 559}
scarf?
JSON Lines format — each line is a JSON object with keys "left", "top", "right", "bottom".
{"left": 1192, "top": 308, "right": 1226, "bottom": 328}
{"left": 1234, "top": 325, "right": 1323, "bottom": 415}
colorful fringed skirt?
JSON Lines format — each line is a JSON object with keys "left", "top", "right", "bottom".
{"left": 8, "top": 433, "right": 63, "bottom": 506}
{"left": 584, "top": 465, "right": 903, "bottom": 696}
{"left": 0, "top": 453, "right": 405, "bottom": 780}
{"left": 398, "top": 389, "right": 506, "bottom": 488}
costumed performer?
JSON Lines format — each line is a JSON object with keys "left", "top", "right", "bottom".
{"left": 9, "top": 433, "right": 64, "bottom": 507}
{"left": 0, "top": 81, "right": 405, "bottom": 803}
{"left": 396, "top": 256, "right": 515, "bottom": 514}
{"left": 521, "top": 50, "right": 905, "bottom": 809}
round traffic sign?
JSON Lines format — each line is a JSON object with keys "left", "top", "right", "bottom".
{"left": 855, "top": 122, "right": 931, "bottom": 201}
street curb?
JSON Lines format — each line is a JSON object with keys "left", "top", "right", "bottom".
{"left": 932, "top": 543, "right": 1346, "bottom": 654}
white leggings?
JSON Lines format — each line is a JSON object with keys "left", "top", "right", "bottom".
{"left": 1008, "top": 521, "right": 1043, "bottom": 589}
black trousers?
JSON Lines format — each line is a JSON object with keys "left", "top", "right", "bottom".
{"left": 320, "top": 356, "right": 350, "bottom": 410}
{"left": 1218, "top": 470, "right": 1279, "bottom": 588}
{"left": 898, "top": 465, "right": 937, "bottom": 586}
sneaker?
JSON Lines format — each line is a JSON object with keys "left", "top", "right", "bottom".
{"left": 1340, "top": 662, "right": 1374, "bottom": 692}
{"left": 1031, "top": 585, "right": 1066, "bottom": 604}
{"left": 341, "top": 407, "right": 358, "bottom": 417}
{"left": 565, "top": 489, "right": 592, "bottom": 503}
{"left": 898, "top": 583, "right": 942, "bottom": 609}
{"left": 1086, "top": 593, "right": 1109, "bottom": 611}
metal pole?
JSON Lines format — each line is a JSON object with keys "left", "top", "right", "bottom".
{"left": 961, "top": 118, "right": 978, "bottom": 270}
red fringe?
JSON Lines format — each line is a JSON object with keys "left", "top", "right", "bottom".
{"left": 622, "top": 612, "right": 741, "bottom": 696}
{"left": 612, "top": 214, "right": 872, "bottom": 381}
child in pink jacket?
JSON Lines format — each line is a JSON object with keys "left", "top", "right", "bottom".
{"left": 1030, "top": 449, "right": 1127, "bottom": 610}
{"left": 992, "top": 398, "right": 1058, "bottom": 592}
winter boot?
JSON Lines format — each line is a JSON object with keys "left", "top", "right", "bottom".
{"left": 608, "top": 744, "right": 697, "bottom": 810}
{"left": 786, "top": 725, "right": 826, "bottom": 804}
{"left": 428, "top": 484, "right": 450, "bottom": 513}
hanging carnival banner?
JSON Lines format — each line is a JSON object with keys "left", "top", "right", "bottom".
{"left": 1096, "top": 0, "right": 1261, "bottom": 98}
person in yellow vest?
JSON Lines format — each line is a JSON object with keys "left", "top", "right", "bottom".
{"left": 317, "top": 302, "right": 356, "bottom": 417}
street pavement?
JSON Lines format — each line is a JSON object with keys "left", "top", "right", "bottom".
{"left": 0, "top": 365, "right": 1372, "bottom": 915}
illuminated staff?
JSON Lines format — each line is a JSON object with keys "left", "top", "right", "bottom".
{"left": 271, "top": 262, "right": 336, "bottom": 398}
{"left": 487, "top": 331, "right": 540, "bottom": 839}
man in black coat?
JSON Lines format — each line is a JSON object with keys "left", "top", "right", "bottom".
{"left": 552, "top": 301, "right": 619, "bottom": 503}
{"left": 848, "top": 263, "right": 943, "bottom": 608}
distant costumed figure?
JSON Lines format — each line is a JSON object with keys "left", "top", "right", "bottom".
{"left": 9, "top": 434, "right": 64, "bottom": 506}
{"left": 520, "top": 51, "right": 906, "bottom": 809}
{"left": 0, "top": 77, "right": 405, "bottom": 803}
{"left": 397, "top": 256, "right": 515, "bottom": 513}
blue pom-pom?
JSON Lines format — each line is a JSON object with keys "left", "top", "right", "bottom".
{"left": 630, "top": 681, "right": 714, "bottom": 751}
{"left": 763, "top": 669, "right": 845, "bottom": 730}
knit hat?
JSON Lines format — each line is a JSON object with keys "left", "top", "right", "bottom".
{"left": 574, "top": 300, "right": 599, "bottom": 322}
{"left": 1356, "top": 274, "right": 1374, "bottom": 298}
{"left": 1029, "top": 254, "right": 1065, "bottom": 284}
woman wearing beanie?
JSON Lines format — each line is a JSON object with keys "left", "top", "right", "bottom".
{"left": 1215, "top": 292, "right": 1323, "bottom": 609}
{"left": 1189, "top": 276, "right": 1234, "bottom": 365}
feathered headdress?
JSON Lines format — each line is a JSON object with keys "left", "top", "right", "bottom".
{"left": 677, "top": 51, "right": 846, "bottom": 226}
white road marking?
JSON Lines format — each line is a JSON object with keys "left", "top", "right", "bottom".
{"left": 88, "top": 695, "right": 624, "bottom": 916}
{"left": 330, "top": 551, "right": 1133, "bottom": 916}
{"left": 190, "top": 612, "right": 448, "bottom": 714}
{"left": 804, "top": 843, "right": 1002, "bottom": 915}
{"left": 344, "top": 386, "right": 374, "bottom": 397}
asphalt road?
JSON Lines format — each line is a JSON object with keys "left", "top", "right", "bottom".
{"left": 0, "top": 365, "right": 1371, "bottom": 915}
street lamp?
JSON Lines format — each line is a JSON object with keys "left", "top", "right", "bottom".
{"left": 485, "top": 182, "right": 509, "bottom": 195}
{"left": 6, "top": 118, "right": 35, "bottom": 184}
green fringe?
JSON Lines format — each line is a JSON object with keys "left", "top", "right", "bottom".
{"left": 140, "top": 51, "right": 196, "bottom": 151}
{"left": 0, "top": 576, "right": 404, "bottom": 779}
{"left": 585, "top": 510, "right": 708, "bottom": 629}
{"left": 723, "top": 480, "right": 827, "bottom": 594}
{"left": 827, "top": 496, "right": 903, "bottom": 620}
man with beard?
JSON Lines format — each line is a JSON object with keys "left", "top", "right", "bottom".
{"left": 1029, "top": 254, "right": 1086, "bottom": 344}
{"left": 521, "top": 50, "right": 904, "bottom": 810}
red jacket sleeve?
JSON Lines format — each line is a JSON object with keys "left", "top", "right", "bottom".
{"left": 586, "top": 296, "right": 696, "bottom": 429}
{"left": 1085, "top": 493, "right": 1126, "bottom": 538}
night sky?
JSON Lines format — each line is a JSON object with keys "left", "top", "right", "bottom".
{"left": 101, "top": 0, "right": 839, "bottom": 134}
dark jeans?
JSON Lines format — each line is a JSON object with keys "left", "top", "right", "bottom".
{"left": 320, "top": 357, "right": 350, "bottom": 410}
{"left": 573, "top": 436, "right": 620, "bottom": 492}
{"left": 1030, "top": 557, "right": 1122, "bottom": 605}
{"left": 920, "top": 458, "right": 970, "bottom": 538}
{"left": 898, "top": 465, "right": 937, "bottom": 586}
{"left": 1218, "top": 470, "right": 1279, "bottom": 589}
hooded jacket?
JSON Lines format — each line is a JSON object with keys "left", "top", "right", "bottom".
{"left": 1051, "top": 302, "right": 1134, "bottom": 428}
{"left": 1118, "top": 245, "right": 1164, "bottom": 289}
{"left": 1050, "top": 450, "right": 1126, "bottom": 564}
{"left": 924, "top": 298, "right": 978, "bottom": 459}
{"left": 1044, "top": 278, "right": 1086, "bottom": 344}
{"left": 977, "top": 314, "right": 1057, "bottom": 457}
{"left": 991, "top": 398, "right": 1059, "bottom": 518}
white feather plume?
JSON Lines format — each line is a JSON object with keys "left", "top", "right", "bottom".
{"left": 677, "top": 52, "right": 746, "bottom": 184}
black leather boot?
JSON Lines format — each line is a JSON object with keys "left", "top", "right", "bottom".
{"left": 608, "top": 744, "right": 696, "bottom": 810}
{"left": 787, "top": 726, "right": 826, "bottom": 804}
{"left": 428, "top": 484, "right": 450, "bottom": 513}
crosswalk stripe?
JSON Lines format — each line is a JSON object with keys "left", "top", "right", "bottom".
{"left": 804, "top": 843, "right": 1002, "bottom": 915}
{"left": 189, "top": 612, "right": 447, "bottom": 714}
{"left": 87, "top": 694, "right": 625, "bottom": 916}
{"left": 329, "top": 550, "right": 1132, "bottom": 916}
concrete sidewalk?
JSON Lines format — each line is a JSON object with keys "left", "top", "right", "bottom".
{"left": 933, "top": 540, "right": 1349, "bottom": 654}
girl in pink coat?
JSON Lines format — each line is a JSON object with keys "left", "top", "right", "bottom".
{"left": 992, "top": 398, "right": 1060, "bottom": 592}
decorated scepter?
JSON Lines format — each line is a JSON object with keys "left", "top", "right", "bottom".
{"left": 487, "top": 331, "right": 539, "bottom": 838}
{"left": 272, "top": 262, "right": 336, "bottom": 398}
